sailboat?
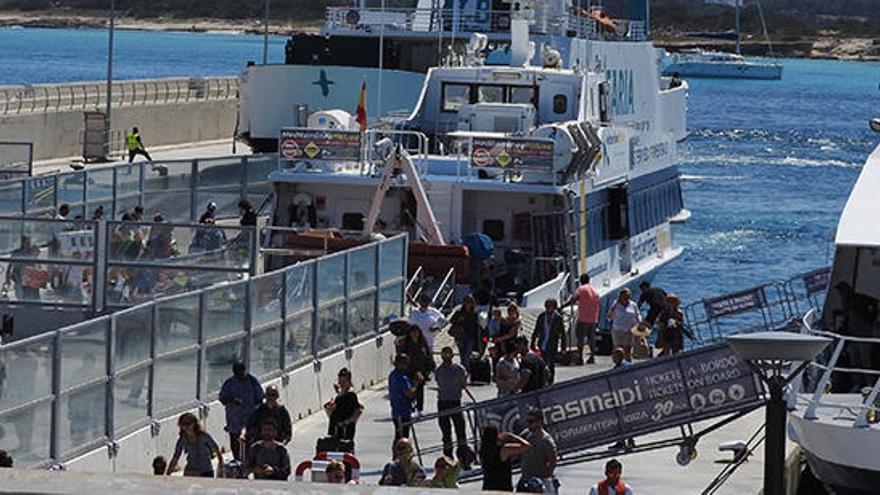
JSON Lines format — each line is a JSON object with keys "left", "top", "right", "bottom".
{"left": 661, "top": 0, "right": 783, "bottom": 80}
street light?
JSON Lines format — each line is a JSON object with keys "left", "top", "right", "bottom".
{"left": 726, "top": 331, "right": 831, "bottom": 495}
{"left": 105, "top": 0, "right": 116, "bottom": 161}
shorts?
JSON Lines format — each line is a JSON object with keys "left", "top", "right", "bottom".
{"left": 612, "top": 329, "right": 633, "bottom": 348}
{"left": 575, "top": 322, "right": 597, "bottom": 347}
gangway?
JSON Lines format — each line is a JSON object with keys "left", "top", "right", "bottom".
{"left": 405, "top": 343, "right": 766, "bottom": 483}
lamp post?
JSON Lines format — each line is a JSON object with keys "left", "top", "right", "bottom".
{"left": 262, "top": 0, "right": 271, "bottom": 65}
{"left": 726, "top": 331, "right": 831, "bottom": 495}
{"left": 105, "top": 0, "right": 116, "bottom": 160}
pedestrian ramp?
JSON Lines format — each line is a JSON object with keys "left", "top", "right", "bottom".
{"left": 406, "top": 343, "right": 766, "bottom": 479}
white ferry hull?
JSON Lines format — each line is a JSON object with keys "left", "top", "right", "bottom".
{"left": 662, "top": 61, "right": 782, "bottom": 80}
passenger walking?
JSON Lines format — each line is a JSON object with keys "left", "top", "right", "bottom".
{"left": 388, "top": 353, "right": 423, "bottom": 440}
{"left": 495, "top": 340, "right": 520, "bottom": 398}
{"left": 165, "top": 412, "right": 223, "bottom": 478}
{"left": 246, "top": 419, "right": 291, "bottom": 481}
{"left": 607, "top": 288, "right": 641, "bottom": 361}
{"left": 219, "top": 362, "right": 264, "bottom": 461}
{"left": 588, "top": 459, "right": 634, "bottom": 495}
{"left": 408, "top": 293, "right": 446, "bottom": 352}
{"left": 126, "top": 127, "right": 153, "bottom": 163}
{"left": 380, "top": 438, "right": 426, "bottom": 486}
{"left": 657, "top": 294, "right": 690, "bottom": 356}
{"left": 434, "top": 346, "right": 468, "bottom": 459}
{"left": 530, "top": 298, "right": 563, "bottom": 382}
{"left": 565, "top": 273, "right": 600, "bottom": 365}
{"left": 245, "top": 384, "right": 292, "bottom": 446}
{"left": 448, "top": 294, "right": 480, "bottom": 372}
{"left": 401, "top": 324, "right": 432, "bottom": 414}
{"left": 515, "top": 336, "right": 549, "bottom": 393}
{"left": 516, "top": 408, "right": 558, "bottom": 492}
{"left": 479, "top": 424, "right": 531, "bottom": 492}
{"left": 324, "top": 368, "right": 364, "bottom": 446}
{"left": 637, "top": 281, "right": 667, "bottom": 326}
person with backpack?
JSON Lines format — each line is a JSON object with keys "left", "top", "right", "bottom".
{"left": 515, "top": 336, "right": 549, "bottom": 393}
{"left": 588, "top": 459, "right": 634, "bottom": 495}
{"left": 219, "top": 362, "right": 264, "bottom": 462}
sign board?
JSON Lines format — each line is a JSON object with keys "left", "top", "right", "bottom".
{"left": 279, "top": 128, "right": 361, "bottom": 163}
{"left": 472, "top": 344, "right": 763, "bottom": 455}
{"left": 802, "top": 268, "right": 831, "bottom": 297}
{"left": 702, "top": 287, "right": 767, "bottom": 319}
{"left": 462, "top": 136, "right": 554, "bottom": 171}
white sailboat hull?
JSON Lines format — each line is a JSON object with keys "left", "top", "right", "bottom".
{"left": 662, "top": 60, "right": 782, "bottom": 80}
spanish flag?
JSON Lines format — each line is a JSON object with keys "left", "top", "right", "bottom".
{"left": 356, "top": 81, "right": 367, "bottom": 133}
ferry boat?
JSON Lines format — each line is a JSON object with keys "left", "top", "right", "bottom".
{"left": 261, "top": 13, "right": 689, "bottom": 308}
{"left": 236, "top": 0, "right": 653, "bottom": 152}
{"left": 789, "top": 142, "right": 880, "bottom": 494}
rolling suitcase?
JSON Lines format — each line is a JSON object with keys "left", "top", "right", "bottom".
{"left": 315, "top": 435, "right": 355, "bottom": 455}
{"left": 470, "top": 357, "right": 492, "bottom": 384}
{"left": 223, "top": 441, "right": 247, "bottom": 479}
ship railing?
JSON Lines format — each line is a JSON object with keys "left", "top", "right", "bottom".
{"left": 796, "top": 308, "right": 880, "bottom": 429}
{"left": 0, "top": 77, "right": 238, "bottom": 116}
{"left": 431, "top": 266, "right": 457, "bottom": 313}
{"left": 0, "top": 234, "right": 408, "bottom": 468}
{"left": 364, "top": 129, "right": 430, "bottom": 176}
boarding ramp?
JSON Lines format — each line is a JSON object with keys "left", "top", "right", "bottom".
{"left": 406, "top": 343, "right": 765, "bottom": 481}
{"left": 685, "top": 267, "right": 830, "bottom": 344}
{"left": 0, "top": 234, "right": 408, "bottom": 469}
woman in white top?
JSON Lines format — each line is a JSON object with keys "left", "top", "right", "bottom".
{"left": 606, "top": 288, "right": 641, "bottom": 361}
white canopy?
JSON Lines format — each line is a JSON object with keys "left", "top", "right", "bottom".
{"left": 835, "top": 144, "right": 880, "bottom": 247}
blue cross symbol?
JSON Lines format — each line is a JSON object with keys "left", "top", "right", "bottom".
{"left": 312, "top": 70, "right": 335, "bottom": 97}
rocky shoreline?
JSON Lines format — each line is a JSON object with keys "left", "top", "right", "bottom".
{"left": 3, "top": 11, "right": 880, "bottom": 61}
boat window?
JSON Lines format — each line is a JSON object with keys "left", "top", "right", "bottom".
{"left": 478, "top": 85, "right": 505, "bottom": 104}
{"left": 553, "top": 94, "right": 567, "bottom": 114}
{"left": 482, "top": 219, "right": 505, "bottom": 242}
{"left": 509, "top": 86, "right": 535, "bottom": 105}
{"left": 342, "top": 213, "right": 364, "bottom": 231}
{"left": 442, "top": 83, "right": 472, "bottom": 112}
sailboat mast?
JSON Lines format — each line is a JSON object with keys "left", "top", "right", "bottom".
{"left": 735, "top": 0, "right": 741, "bottom": 54}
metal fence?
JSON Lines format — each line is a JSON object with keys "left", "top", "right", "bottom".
{"left": 0, "top": 234, "right": 407, "bottom": 468}
{"left": 0, "top": 77, "right": 238, "bottom": 116}
{"left": 0, "top": 141, "right": 34, "bottom": 179}
{"left": 0, "top": 154, "right": 277, "bottom": 222}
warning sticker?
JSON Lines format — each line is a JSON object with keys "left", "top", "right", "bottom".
{"left": 304, "top": 142, "right": 320, "bottom": 159}
{"left": 280, "top": 139, "right": 301, "bottom": 158}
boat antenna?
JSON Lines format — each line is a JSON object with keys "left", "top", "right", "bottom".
{"left": 734, "top": 0, "right": 741, "bottom": 55}
{"left": 754, "top": 0, "right": 775, "bottom": 57}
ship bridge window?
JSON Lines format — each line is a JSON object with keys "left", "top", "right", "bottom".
{"left": 553, "top": 94, "right": 568, "bottom": 114}
{"left": 478, "top": 85, "right": 505, "bottom": 104}
{"left": 482, "top": 219, "right": 505, "bottom": 242}
{"left": 509, "top": 86, "right": 536, "bottom": 105}
{"left": 443, "top": 83, "right": 472, "bottom": 112}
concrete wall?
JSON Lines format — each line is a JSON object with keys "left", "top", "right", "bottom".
{"left": 65, "top": 332, "right": 396, "bottom": 475}
{"left": 0, "top": 100, "right": 237, "bottom": 161}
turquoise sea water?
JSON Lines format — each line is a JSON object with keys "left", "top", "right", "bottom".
{"left": 1, "top": 27, "right": 878, "bottom": 309}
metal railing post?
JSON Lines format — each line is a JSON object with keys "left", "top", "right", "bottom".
{"left": 106, "top": 317, "right": 117, "bottom": 442}
{"left": 93, "top": 221, "right": 106, "bottom": 314}
{"left": 190, "top": 159, "right": 199, "bottom": 222}
{"left": 804, "top": 337, "right": 844, "bottom": 420}
{"left": 50, "top": 331, "right": 62, "bottom": 463}
{"left": 279, "top": 268, "right": 288, "bottom": 370}
{"left": 374, "top": 240, "right": 382, "bottom": 334}
{"left": 343, "top": 252, "right": 351, "bottom": 345}
{"left": 310, "top": 262, "right": 319, "bottom": 357}
{"left": 138, "top": 162, "right": 145, "bottom": 209}
{"left": 147, "top": 303, "right": 158, "bottom": 418}
{"left": 197, "top": 291, "right": 207, "bottom": 402}
{"left": 244, "top": 280, "right": 253, "bottom": 369}
{"left": 240, "top": 156, "right": 249, "bottom": 201}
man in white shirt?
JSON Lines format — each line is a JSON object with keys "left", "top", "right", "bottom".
{"left": 588, "top": 459, "right": 633, "bottom": 495}
{"left": 408, "top": 293, "right": 446, "bottom": 351}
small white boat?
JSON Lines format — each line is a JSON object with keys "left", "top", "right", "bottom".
{"left": 662, "top": 49, "right": 783, "bottom": 80}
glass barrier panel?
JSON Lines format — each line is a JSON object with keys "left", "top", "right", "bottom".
{"left": 107, "top": 221, "right": 252, "bottom": 270}
{"left": 196, "top": 157, "right": 243, "bottom": 220}
{"left": 60, "top": 319, "right": 108, "bottom": 390}
{"left": 24, "top": 176, "right": 54, "bottom": 217}
{"left": 57, "top": 171, "right": 86, "bottom": 218}
{"left": 0, "top": 181, "right": 23, "bottom": 217}
{"left": 114, "top": 365, "right": 150, "bottom": 433}
{"left": 143, "top": 161, "right": 193, "bottom": 223}
{"left": 0, "top": 402, "right": 51, "bottom": 467}
{"left": 245, "top": 156, "right": 275, "bottom": 209}
{"left": 348, "top": 291, "right": 376, "bottom": 341}
{"left": 115, "top": 164, "right": 142, "bottom": 219}
{"left": 284, "top": 311, "right": 313, "bottom": 366}
{"left": 285, "top": 263, "right": 313, "bottom": 315}
{"left": 0, "top": 218, "right": 97, "bottom": 263}
{"left": 152, "top": 350, "right": 198, "bottom": 414}
{"left": 106, "top": 265, "right": 245, "bottom": 308}
{"left": 317, "top": 253, "right": 345, "bottom": 302}
{"left": 379, "top": 282, "right": 405, "bottom": 324}
{"left": 250, "top": 325, "right": 281, "bottom": 378}
{"left": 0, "top": 336, "right": 54, "bottom": 411}
{"left": 59, "top": 383, "right": 106, "bottom": 455}
{"left": 205, "top": 338, "right": 244, "bottom": 396}
{"left": 380, "top": 236, "right": 405, "bottom": 283}
{"left": 86, "top": 167, "right": 114, "bottom": 219}
{"left": 315, "top": 302, "right": 346, "bottom": 352}
{"left": 204, "top": 282, "right": 247, "bottom": 341}
{"left": 348, "top": 245, "right": 377, "bottom": 293}
{"left": 154, "top": 293, "right": 199, "bottom": 355}
{"left": 114, "top": 305, "right": 153, "bottom": 370}
{"left": 0, "top": 260, "right": 92, "bottom": 305}
{"left": 251, "top": 272, "right": 282, "bottom": 331}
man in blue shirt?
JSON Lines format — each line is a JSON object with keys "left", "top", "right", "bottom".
{"left": 219, "top": 362, "right": 264, "bottom": 461}
{"left": 389, "top": 353, "right": 423, "bottom": 441}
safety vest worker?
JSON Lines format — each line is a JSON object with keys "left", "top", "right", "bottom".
{"left": 126, "top": 131, "right": 141, "bottom": 151}
{"left": 126, "top": 127, "right": 153, "bottom": 163}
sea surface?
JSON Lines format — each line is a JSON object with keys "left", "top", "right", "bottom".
{"left": 1, "top": 27, "right": 878, "bottom": 312}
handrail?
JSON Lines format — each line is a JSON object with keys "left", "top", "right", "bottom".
{"left": 432, "top": 266, "right": 456, "bottom": 311}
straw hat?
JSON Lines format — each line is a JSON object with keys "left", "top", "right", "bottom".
{"left": 631, "top": 321, "right": 653, "bottom": 338}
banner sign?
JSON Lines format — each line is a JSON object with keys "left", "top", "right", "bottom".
{"left": 802, "top": 268, "right": 831, "bottom": 297}
{"left": 472, "top": 344, "right": 763, "bottom": 455}
{"left": 279, "top": 128, "right": 361, "bottom": 163}
{"left": 702, "top": 287, "right": 767, "bottom": 319}
{"left": 461, "top": 136, "right": 554, "bottom": 171}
